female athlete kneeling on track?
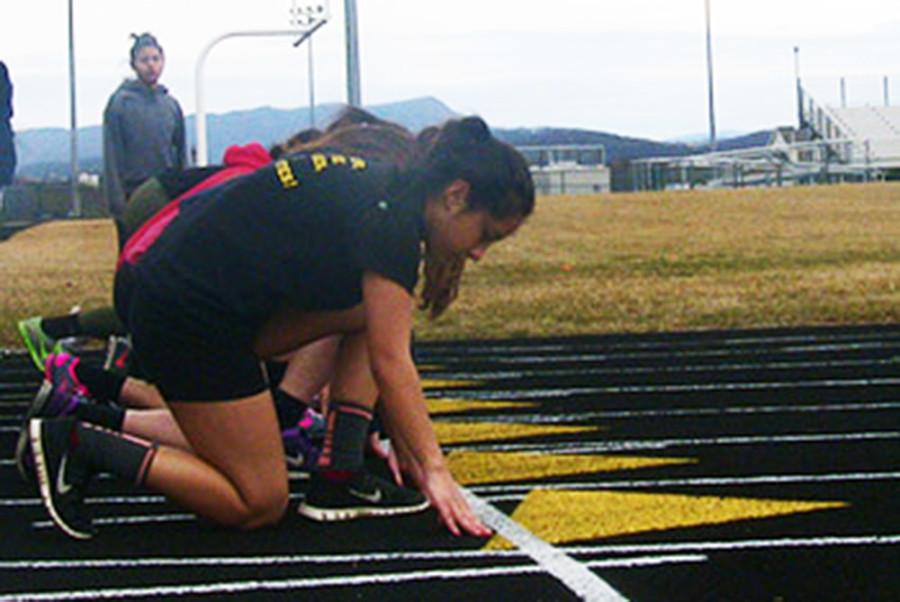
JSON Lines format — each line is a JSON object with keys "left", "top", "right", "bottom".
{"left": 25, "top": 116, "right": 535, "bottom": 540}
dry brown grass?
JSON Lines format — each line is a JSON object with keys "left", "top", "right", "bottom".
{"left": 2, "top": 182, "right": 900, "bottom": 348}
{"left": 415, "top": 182, "right": 900, "bottom": 339}
{"left": 2, "top": 219, "right": 118, "bottom": 348}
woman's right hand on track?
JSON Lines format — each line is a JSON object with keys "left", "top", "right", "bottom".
{"left": 414, "top": 463, "right": 493, "bottom": 538}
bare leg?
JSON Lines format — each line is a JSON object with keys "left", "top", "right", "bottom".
{"left": 143, "top": 391, "right": 288, "bottom": 528}
{"left": 279, "top": 335, "right": 340, "bottom": 413}
{"left": 122, "top": 409, "right": 191, "bottom": 451}
{"left": 119, "top": 378, "right": 166, "bottom": 409}
{"left": 330, "top": 332, "right": 378, "bottom": 407}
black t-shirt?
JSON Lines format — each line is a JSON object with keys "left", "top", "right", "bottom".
{"left": 133, "top": 152, "right": 425, "bottom": 340}
{"left": 155, "top": 165, "right": 225, "bottom": 199}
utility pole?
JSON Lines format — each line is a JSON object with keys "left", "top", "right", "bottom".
{"left": 68, "top": 0, "right": 81, "bottom": 216}
{"left": 704, "top": 0, "right": 717, "bottom": 151}
{"left": 794, "top": 46, "right": 803, "bottom": 128}
{"left": 344, "top": 0, "right": 361, "bottom": 106}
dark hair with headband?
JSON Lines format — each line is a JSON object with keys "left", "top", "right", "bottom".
{"left": 271, "top": 111, "right": 534, "bottom": 320}
{"left": 129, "top": 33, "right": 163, "bottom": 65}
{"left": 413, "top": 117, "right": 535, "bottom": 318}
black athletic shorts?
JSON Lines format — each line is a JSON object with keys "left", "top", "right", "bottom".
{"left": 125, "top": 285, "right": 268, "bottom": 402}
{"left": 112, "top": 263, "right": 137, "bottom": 328}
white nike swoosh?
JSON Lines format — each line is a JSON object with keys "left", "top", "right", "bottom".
{"left": 349, "top": 487, "right": 383, "bottom": 504}
{"left": 56, "top": 453, "right": 73, "bottom": 496}
{"left": 284, "top": 453, "right": 306, "bottom": 468}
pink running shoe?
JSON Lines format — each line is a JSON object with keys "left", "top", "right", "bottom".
{"left": 298, "top": 407, "right": 326, "bottom": 440}
{"left": 44, "top": 352, "right": 89, "bottom": 399}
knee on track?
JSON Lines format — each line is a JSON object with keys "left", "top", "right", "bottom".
{"left": 231, "top": 487, "right": 290, "bottom": 530}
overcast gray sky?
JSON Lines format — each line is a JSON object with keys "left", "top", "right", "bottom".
{"left": 2, "top": 0, "right": 899, "bottom": 140}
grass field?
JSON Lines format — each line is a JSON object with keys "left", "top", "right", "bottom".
{"left": 2, "top": 182, "right": 900, "bottom": 349}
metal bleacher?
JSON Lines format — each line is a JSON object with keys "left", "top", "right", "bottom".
{"left": 824, "top": 105, "right": 900, "bottom": 167}
{"left": 628, "top": 78, "right": 900, "bottom": 191}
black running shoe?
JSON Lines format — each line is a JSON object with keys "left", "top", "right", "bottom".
{"left": 298, "top": 471, "right": 430, "bottom": 521}
{"left": 28, "top": 417, "right": 96, "bottom": 540}
{"left": 16, "top": 379, "right": 89, "bottom": 483}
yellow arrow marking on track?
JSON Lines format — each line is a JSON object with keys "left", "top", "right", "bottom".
{"left": 447, "top": 451, "right": 693, "bottom": 486}
{"left": 485, "top": 489, "right": 847, "bottom": 549}
{"left": 416, "top": 363, "right": 445, "bottom": 372}
{"left": 426, "top": 398, "right": 537, "bottom": 415}
{"left": 434, "top": 422, "right": 600, "bottom": 445}
{"left": 421, "top": 378, "right": 482, "bottom": 390}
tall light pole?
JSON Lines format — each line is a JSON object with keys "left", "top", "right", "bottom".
{"left": 794, "top": 46, "right": 803, "bottom": 128}
{"left": 704, "top": 0, "right": 717, "bottom": 150}
{"left": 290, "top": 1, "right": 329, "bottom": 127}
{"left": 344, "top": 0, "right": 361, "bottom": 106}
{"left": 308, "top": 35, "right": 316, "bottom": 127}
{"left": 68, "top": 0, "right": 80, "bottom": 216}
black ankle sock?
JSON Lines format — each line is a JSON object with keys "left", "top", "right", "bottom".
{"left": 72, "top": 422, "right": 157, "bottom": 487}
{"left": 318, "top": 400, "right": 372, "bottom": 477}
{"left": 74, "top": 363, "right": 125, "bottom": 404}
{"left": 73, "top": 403, "right": 126, "bottom": 431}
{"left": 265, "top": 361, "right": 288, "bottom": 389}
{"left": 273, "top": 388, "right": 306, "bottom": 429}
{"left": 41, "top": 314, "right": 81, "bottom": 339}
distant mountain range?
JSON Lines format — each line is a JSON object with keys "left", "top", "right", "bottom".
{"left": 11, "top": 97, "right": 778, "bottom": 179}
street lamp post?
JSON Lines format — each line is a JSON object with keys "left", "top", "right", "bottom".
{"left": 68, "top": 0, "right": 80, "bottom": 216}
{"left": 704, "top": 0, "right": 717, "bottom": 151}
{"left": 794, "top": 46, "right": 803, "bottom": 128}
{"left": 344, "top": 0, "right": 361, "bottom": 107}
{"left": 307, "top": 35, "right": 316, "bottom": 127}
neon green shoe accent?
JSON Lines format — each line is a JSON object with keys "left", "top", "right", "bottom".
{"left": 17, "top": 317, "right": 58, "bottom": 372}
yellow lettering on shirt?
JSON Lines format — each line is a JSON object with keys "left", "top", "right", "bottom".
{"left": 330, "top": 154, "right": 348, "bottom": 166}
{"left": 311, "top": 153, "right": 329, "bottom": 173}
{"left": 350, "top": 156, "right": 367, "bottom": 170}
{"left": 275, "top": 159, "right": 299, "bottom": 188}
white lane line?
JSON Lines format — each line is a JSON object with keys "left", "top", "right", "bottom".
{"left": 565, "top": 534, "right": 900, "bottom": 556}
{"left": 433, "top": 377, "right": 900, "bottom": 399}
{"left": 9, "top": 468, "right": 896, "bottom": 513}
{"left": 420, "top": 331, "right": 900, "bottom": 356}
{"left": 461, "top": 488, "right": 628, "bottom": 601}
{"left": 6, "top": 401, "right": 896, "bottom": 430}
{"left": 6, "top": 470, "right": 896, "bottom": 511}
{"left": 6, "top": 396, "right": 900, "bottom": 426}
{"left": 0, "top": 555, "right": 704, "bottom": 601}
{"left": 0, "top": 533, "right": 894, "bottom": 572}
{"left": 463, "top": 431, "right": 900, "bottom": 453}
{"left": 1, "top": 496, "right": 162, "bottom": 508}
{"left": 423, "top": 341, "right": 900, "bottom": 365}
{"left": 0, "top": 551, "right": 698, "bottom": 570}
{"left": 472, "top": 471, "right": 900, "bottom": 499}
{"left": 32, "top": 514, "right": 195, "bottom": 529}
{"left": 423, "top": 357, "right": 900, "bottom": 380}
{"left": 435, "top": 402, "right": 900, "bottom": 424}
{"left": 1, "top": 492, "right": 306, "bottom": 508}
{"left": 7, "top": 400, "right": 900, "bottom": 431}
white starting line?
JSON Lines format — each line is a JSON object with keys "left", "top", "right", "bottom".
{"left": 0, "top": 533, "right": 896, "bottom": 601}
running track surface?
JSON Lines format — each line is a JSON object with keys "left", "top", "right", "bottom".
{"left": 0, "top": 324, "right": 897, "bottom": 601}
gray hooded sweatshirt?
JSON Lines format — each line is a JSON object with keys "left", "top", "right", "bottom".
{"left": 102, "top": 79, "right": 186, "bottom": 217}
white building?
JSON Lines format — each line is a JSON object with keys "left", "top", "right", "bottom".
{"left": 517, "top": 145, "right": 610, "bottom": 195}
